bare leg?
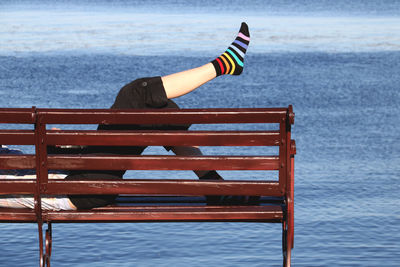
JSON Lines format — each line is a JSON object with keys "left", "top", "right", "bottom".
{"left": 161, "top": 63, "right": 216, "bottom": 99}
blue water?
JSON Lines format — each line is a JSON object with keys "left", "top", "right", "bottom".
{"left": 1, "top": 1, "right": 400, "bottom": 266}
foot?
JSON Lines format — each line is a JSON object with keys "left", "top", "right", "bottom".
{"left": 211, "top": 22, "right": 250, "bottom": 76}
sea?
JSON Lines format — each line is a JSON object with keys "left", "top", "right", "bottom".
{"left": 0, "top": 0, "right": 399, "bottom": 266}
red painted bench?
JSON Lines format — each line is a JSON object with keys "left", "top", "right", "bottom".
{"left": 0, "top": 106, "right": 296, "bottom": 266}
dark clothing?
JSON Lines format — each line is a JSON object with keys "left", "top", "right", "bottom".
{"left": 67, "top": 76, "right": 190, "bottom": 209}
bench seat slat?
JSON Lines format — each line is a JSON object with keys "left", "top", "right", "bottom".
{"left": 0, "top": 208, "right": 36, "bottom": 222}
{"left": 44, "top": 205, "right": 283, "bottom": 223}
{"left": 47, "top": 155, "right": 280, "bottom": 170}
{"left": 46, "top": 130, "right": 281, "bottom": 146}
{"left": 0, "top": 205, "right": 283, "bottom": 223}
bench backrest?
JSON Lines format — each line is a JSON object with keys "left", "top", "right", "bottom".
{"left": 0, "top": 106, "right": 295, "bottom": 215}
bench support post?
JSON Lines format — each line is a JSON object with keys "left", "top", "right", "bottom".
{"left": 34, "top": 113, "right": 52, "bottom": 267}
{"left": 38, "top": 221, "right": 44, "bottom": 267}
{"left": 282, "top": 108, "right": 295, "bottom": 267}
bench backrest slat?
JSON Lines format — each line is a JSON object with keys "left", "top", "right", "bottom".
{"left": 45, "top": 130, "right": 281, "bottom": 146}
{"left": 45, "top": 180, "right": 282, "bottom": 196}
{"left": 0, "top": 130, "right": 35, "bottom": 145}
{"left": 0, "top": 108, "right": 35, "bottom": 124}
{"left": 0, "top": 180, "right": 36, "bottom": 194}
{"left": 46, "top": 155, "right": 280, "bottom": 171}
{"left": 0, "top": 155, "right": 36, "bottom": 169}
{"left": 36, "top": 108, "right": 287, "bottom": 124}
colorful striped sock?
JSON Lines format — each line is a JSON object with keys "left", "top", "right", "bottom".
{"left": 211, "top": 22, "right": 250, "bottom": 76}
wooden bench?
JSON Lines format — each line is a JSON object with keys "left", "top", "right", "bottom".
{"left": 0, "top": 106, "right": 296, "bottom": 267}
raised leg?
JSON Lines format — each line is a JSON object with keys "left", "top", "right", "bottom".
{"left": 161, "top": 22, "right": 250, "bottom": 99}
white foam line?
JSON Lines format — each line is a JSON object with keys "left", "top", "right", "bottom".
{"left": 1, "top": 10, "right": 400, "bottom": 55}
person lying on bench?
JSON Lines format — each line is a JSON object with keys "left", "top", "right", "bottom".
{"left": 0, "top": 23, "right": 258, "bottom": 210}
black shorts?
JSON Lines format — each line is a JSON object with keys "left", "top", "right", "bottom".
{"left": 67, "top": 76, "right": 190, "bottom": 209}
{"left": 111, "top": 76, "right": 180, "bottom": 110}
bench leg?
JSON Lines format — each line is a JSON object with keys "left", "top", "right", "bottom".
{"left": 282, "top": 220, "right": 292, "bottom": 267}
{"left": 38, "top": 220, "right": 44, "bottom": 267}
{"left": 38, "top": 222, "right": 52, "bottom": 267}
{"left": 44, "top": 223, "right": 53, "bottom": 267}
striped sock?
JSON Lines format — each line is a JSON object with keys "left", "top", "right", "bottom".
{"left": 211, "top": 22, "right": 250, "bottom": 76}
